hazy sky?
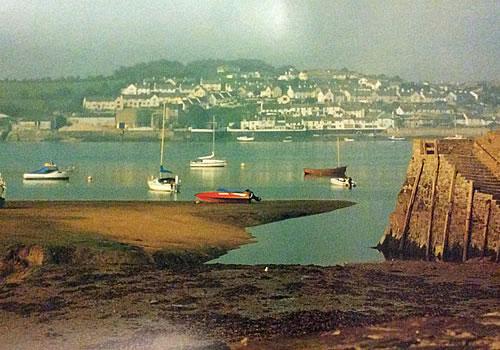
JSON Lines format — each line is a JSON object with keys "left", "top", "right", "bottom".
{"left": 1, "top": 0, "right": 498, "bottom": 82}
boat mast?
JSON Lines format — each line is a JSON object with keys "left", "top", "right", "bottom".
{"left": 212, "top": 115, "right": 216, "bottom": 156}
{"left": 337, "top": 137, "right": 340, "bottom": 167}
{"left": 160, "top": 104, "right": 166, "bottom": 166}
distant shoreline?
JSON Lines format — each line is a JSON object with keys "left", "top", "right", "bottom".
{"left": 2, "top": 126, "right": 491, "bottom": 142}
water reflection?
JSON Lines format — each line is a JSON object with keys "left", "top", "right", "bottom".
{"left": 22, "top": 179, "right": 70, "bottom": 186}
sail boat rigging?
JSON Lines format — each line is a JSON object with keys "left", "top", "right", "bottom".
{"left": 147, "top": 104, "right": 180, "bottom": 192}
{"left": 190, "top": 115, "right": 227, "bottom": 168}
{"left": 303, "top": 137, "right": 347, "bottom": 177}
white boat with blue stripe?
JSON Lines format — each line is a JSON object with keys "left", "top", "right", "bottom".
{"left": 23, "top": 162, "right": 69, "bottom": 180}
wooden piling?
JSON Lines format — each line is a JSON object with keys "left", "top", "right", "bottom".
{"left": 441, "top": 167, "right": 457, "bottom": 261}
{"left": 463, "top": 181, "right": 475, "bottom": 262}
{"left": 480, "top": 199, "right": 492, "bottom": 258}
{"left": 425, "top": 156, "right": 440, "bottom": 260}
{"left": 399, "top": 160, "right": 425, "bottom": 257}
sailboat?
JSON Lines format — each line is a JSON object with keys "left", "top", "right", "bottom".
{"left": 190, "top": 116, "right": 227, "bottom": 168}
{"left": 147, "top": 105, "right": 180, "bottom": 192}
{"left": 303, "top": 137, "right": 347, "bottom": 177}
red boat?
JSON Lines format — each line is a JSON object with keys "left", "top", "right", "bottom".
{"left": 195, "top": 189, "right": 261, "bottom": 203}
{"left": 304, "top": 166, "right": 347, "bottom": 177}
{"left": 304, "top": 137, "right": 347, "bottom": 177}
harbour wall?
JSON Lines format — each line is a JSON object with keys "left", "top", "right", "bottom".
{"left": 378, "top": 131, "right": 500, "bottom": 262}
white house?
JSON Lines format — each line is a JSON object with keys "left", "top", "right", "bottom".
{"left": 121, "top": 84, "right": 138, "bottom": 95}
{"left": 358, "top": 78, "right": 381, "bottom": 90}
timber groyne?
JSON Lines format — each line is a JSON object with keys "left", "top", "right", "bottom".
{"left": 378, "top": 131, "right": 500, "bottom": 262}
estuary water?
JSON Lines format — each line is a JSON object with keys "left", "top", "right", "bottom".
{"left": 0, "top": 138, "right": 411, "bottom": 265}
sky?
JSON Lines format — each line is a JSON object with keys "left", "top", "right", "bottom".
{"left": 0, "top": 0, "right": 499, "bottom": 82}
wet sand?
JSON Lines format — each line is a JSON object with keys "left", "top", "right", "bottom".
{"left": 0, "top": 200, "right": 499, "bottom": 349}
{"left": 0, "top": 200, "right": 353, "bottom": 253}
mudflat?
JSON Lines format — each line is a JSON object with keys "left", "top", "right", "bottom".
{"left": 0, "top": 200, "right": 353, "bottom": 258}
{"left": 0, "top": 200, "right": 499, "bottom": 349}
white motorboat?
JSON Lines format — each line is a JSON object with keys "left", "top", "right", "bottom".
{"left": 344, "top": 137, "right": 354, "bottom": 142}
{"left": 282, "top": 136, "right": 292, "bottom": 143}
{"left": 148, "top": 104, "right": 180, "bottom": 192}
{"left": 330, "top": 176, "right": 356, "bottom": 188}
{"left": 190, "top": 116, "right": 227, "bottom": 168}
{"left": 236, "top": 135, "right": 255, "bottom": 142}
{"left": 388, "top": 135, "right": 406, "bottom": 141}
{"left": 23, "top": 162, "right": 69, "bottom": 180}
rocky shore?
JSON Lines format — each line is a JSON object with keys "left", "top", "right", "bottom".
{"left": 0, "top": 200, "right": 499, "bottom": 349}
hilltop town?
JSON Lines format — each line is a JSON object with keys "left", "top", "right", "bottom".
{"left": 0, "top": 59, "right": 498, "bottom": 141}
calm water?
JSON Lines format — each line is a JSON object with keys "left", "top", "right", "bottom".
{"left": 0, "top": 139, "right": 411, "bottom": 265}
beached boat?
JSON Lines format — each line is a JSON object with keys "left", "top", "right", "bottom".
{"left": 195, "top": 189, "right": 261, "bottom": 203}
{"left": 190, "top": 116, "right": 227, "bottom": 168}
{"left": 148, "top": 104, "right": 180, "bottom": 192}
{"left": 23, "top": 162, "right": 69, "bottom": 180}
{"left": 304, "top": 137, "right": 347, "bottom": 177}
{"left": 330, "top": 177, "right": 356, "bottom": 188}
{"left": 236, "top": 135, "right": 255, "bottom": 142}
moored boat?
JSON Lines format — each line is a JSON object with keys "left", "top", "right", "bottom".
{"left": 190, "top": 153, "right": 227, "bottom": 168}
{"left": 23, "top": 162, "right": 69, "bottom": 180}
{"left": 195, "top": 189, "right": 261, "bottom": 203}
{"left": 190, "top": 116, "right": 227, "bottom": 168}
{"left": 148, "top": 173, "right": 180, "bottom": 192}
{"left": 148, "top": 105, "right": 180, "bottom": 192}
{"left": 236, "top": 135, "right": 255, "bottom": 142}
{"left": 304, "top": 166, "right": 347, "bottom": 177}
{"left": 388, "top": 135, "right": 406, "bottom": 141}
{"left": 304, "top": 137, "right": 347, "bottom": 177}
{"left": 330, "top": 177, "right": 356, "bottom": 188}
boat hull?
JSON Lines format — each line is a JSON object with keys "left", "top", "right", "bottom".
{"left": 147, "top": 176, "right": 179, "bottom": 192}
{"left": 304, "top": 166, "right": 346, "bottom": 177}
{"left": 195, "top": 191, "right": 255, "bottom": 203}
{"left": 190, "top": 159, "right": 227, "bottom": 168}
{"left": 236, "top": 136, "right": 255, "bottom": 142}
{"left": 23, "top": 171, "right": 69, "bottom": 180}
{"left": 330, "top": 177, "right": 356, "bottom": 188}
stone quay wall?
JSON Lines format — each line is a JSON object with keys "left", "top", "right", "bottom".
{"left": 378, "top": 131, "right": 500, "bottom": 262}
